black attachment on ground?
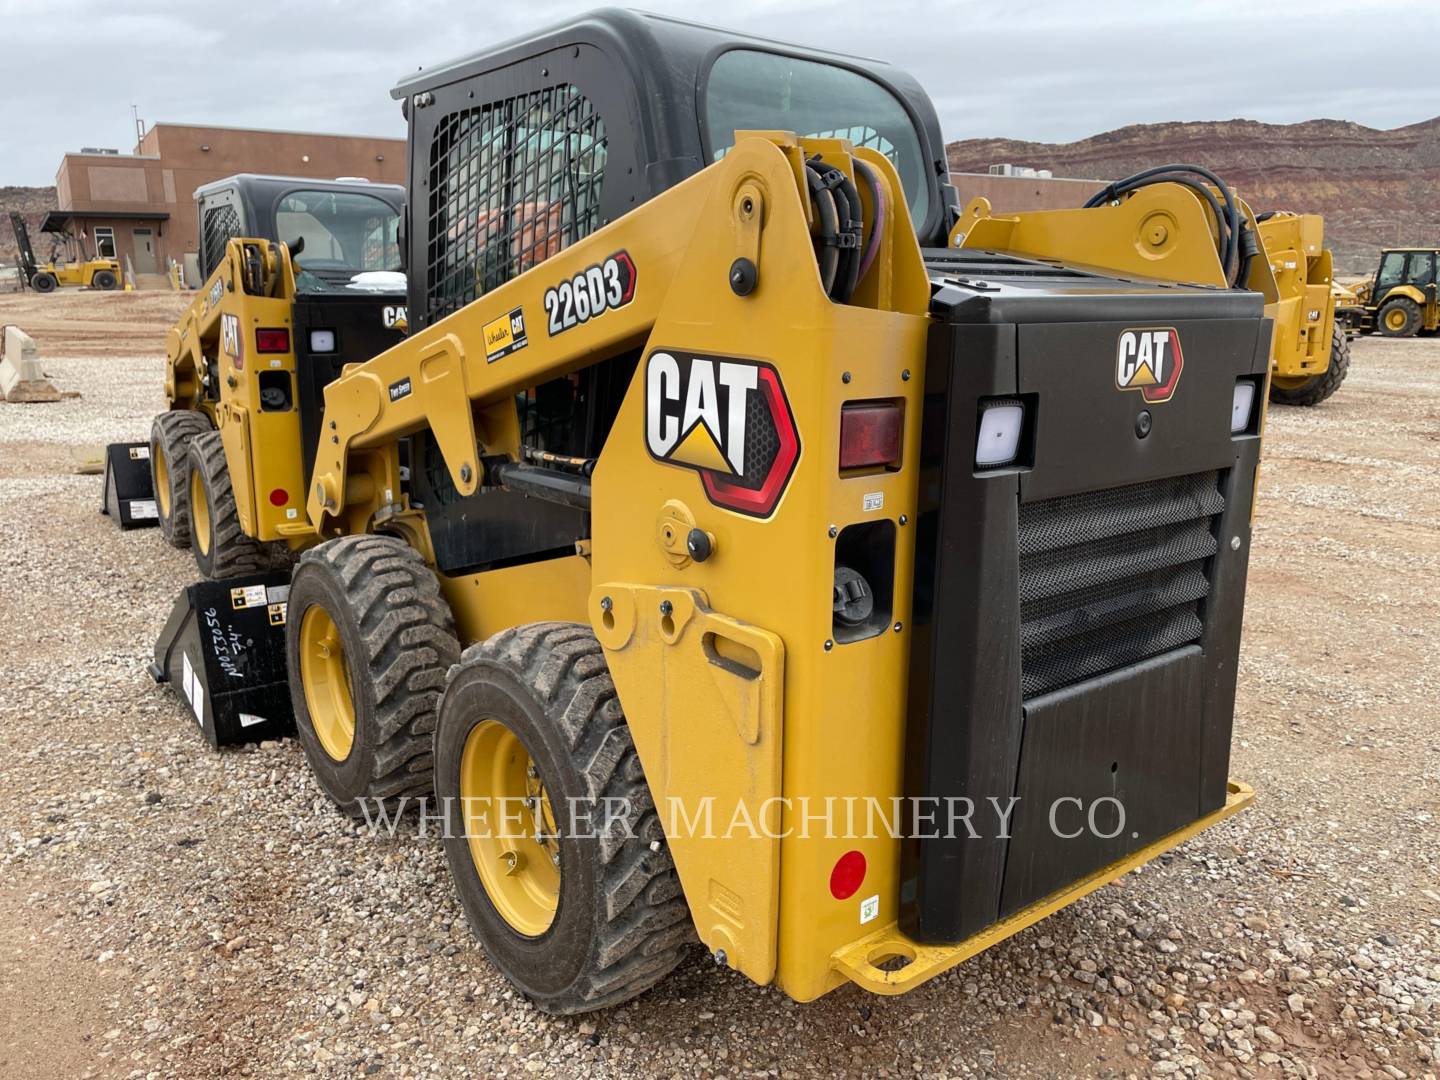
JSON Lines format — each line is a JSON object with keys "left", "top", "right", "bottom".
{"left": 152, "top": 573, "right": 296, "bottom": 747}
{"left": 100, "top": 442, "right": 159, "bottom": 529}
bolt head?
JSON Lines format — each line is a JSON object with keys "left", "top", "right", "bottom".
{"left": 901, "top": 369, "right": 911, "bottom": 382}
{"left": 659, "top": 599, "right": 674, "bottom": 617}
{"left": 842, "top": 371, "right": 852, "bottom": 384}
{"left": 899, "top": 514, "right": 908, "bottom": 526}
{"left": 827, "top": 525, "right": 838, "bottom": 539}
{"left": 714, "top": 950, "right": 728, "bottom": 967}
{"left": 824, "top": 639, "right": 834, "bottom": 652}
{"left": 1231, "top": 535, "right": 1243, "bottom": 551}
{"left": 893, "top": 622, "right": 903, "bottom": 633}
{"left": 600, "top": 595, "right": 613, "bottom": 612}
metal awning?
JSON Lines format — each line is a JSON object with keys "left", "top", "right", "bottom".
{"left": 39, "top": 209, "right": 171, "bottom": 232}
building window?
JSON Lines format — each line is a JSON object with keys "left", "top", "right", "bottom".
{"left": 94, "top": 227, "right": 116, "bottom": 260}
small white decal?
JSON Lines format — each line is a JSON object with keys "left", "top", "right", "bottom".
{"left": 862, "top": 491, "right": 884, "bottom": 513}
{"left": 860, "top": 895, "right": 879, "bottom": 924}
{"left": 130, "top": 499, "right": 158, "bottom": 519}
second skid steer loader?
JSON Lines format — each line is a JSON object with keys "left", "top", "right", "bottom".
{"left": 149, "top": 175, "right": 408, "bottom": 578}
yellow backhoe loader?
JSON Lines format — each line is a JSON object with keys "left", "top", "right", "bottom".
{"left": 1339, "top": 247, "right": 1440, "bottom": 337}
{"left": 159, "top": 12, "right": 1270, "bottom": 1013}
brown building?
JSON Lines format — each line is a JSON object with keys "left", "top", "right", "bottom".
{"left": 51, "top": 123, "right": 404, "bottom": 283}
{"left": 949, "top": 171, "right": 1104, "bottom": 215}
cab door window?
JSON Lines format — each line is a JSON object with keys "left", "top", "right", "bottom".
{"left": 1375, "top": 251, "right": 1406, "bottom": 291}
{"left": 1406, "top": 252, "right": 1435, "bottom": 288}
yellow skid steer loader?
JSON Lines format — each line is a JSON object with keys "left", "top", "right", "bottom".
{"left": 172, "top": 12, "right": 1270, "bottom": 1013}
{"left": 149, "top": 175, "right": 408, "bottom": 578}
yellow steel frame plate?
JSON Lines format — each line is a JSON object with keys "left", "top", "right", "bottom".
{"left": 831, "top": 781, "right": 1254, "bottom": 995}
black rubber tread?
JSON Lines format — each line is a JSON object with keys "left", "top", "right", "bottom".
{"left": 186, "top": 431, "right": 291, "bottom": 579}
{"left": 1378, "top": 296, "right": 1421, "bottom": 338}
{"left": 92, "top": 270, "right": 118, "bottom": 290}
{"left": 438, "top": 622, "right": 693, "bottom": 1014}
{"left": 1269, "top": 324, "right": 1352, "bottom": 407}
{"left": 149, "top": 410, "right": 213, "bottom": 548}
{"left": 31, "top": 273, "right": 56, "bottom": 293}
{"left": 287, "top": 535, "right": 460, "bottom": 814}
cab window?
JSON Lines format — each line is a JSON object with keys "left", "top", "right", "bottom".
{"left": 1376, "top": 251, "right": 1406, "bottom": 290}
{"left": 276, "top": 190, "right": 401, "bottom": 276}
{"left": 704, "top": 49, "right": 930, "bottom": 229}
{"left": 1406, "top": 252, "right": 1435, "bottom": 288}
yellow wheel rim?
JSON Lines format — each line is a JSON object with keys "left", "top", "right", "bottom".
{"left": 1385, "top": 308, "right": 1407, "bottom": 330}
{"left": 190, "top": 468, "right": 211, "bottom": 554}
{"left": 154, "top": 446, "right": 170, "bottom": 518}
{"left": 298, "top": 606, "right": 356, "bottom": 761}
{"left": 459, "top": 720, "right": 561, "bottom": 937}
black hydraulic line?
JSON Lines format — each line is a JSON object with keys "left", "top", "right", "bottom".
{"left": 834, "top": 170, "right": 865, "bottom": 301}
{"left": 805, "top": 163, "right": 841, "bottom": 297}
{"left": 489, "top": 461, "right": 592, "bottom": 511}
{"left": 1085, "top": 164, "right": 1243, "bottom": 286}
{"left": 853, "top": 159, "right": 888, "bottom": 286}
{"left": 806, "top": 156, "right": 865, "bottom": 303}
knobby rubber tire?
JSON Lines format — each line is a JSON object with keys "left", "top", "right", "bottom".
{"left": 286, "top": 535, "right": 460, "bottom": 815}
{"left": 186, "top": 431, "right": 290, "bottom": 579}
{"left": 150, "top": 411, "right": 213, "bottom": 547}
{"left": 1269, "top": 324, "right": 1351, "bottom": 407}
{"left": 436, "top": 622, "right": 694, "bottom": 1014}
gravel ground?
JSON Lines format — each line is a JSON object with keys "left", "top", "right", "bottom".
{"left": 0, "top": 292, "right": 1437, "bottom": 1080}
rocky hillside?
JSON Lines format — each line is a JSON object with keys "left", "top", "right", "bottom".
{"left": 0, "top": 185, "right": 58, "bottom": 268}
{"left": 947, "top": 118, "right": 1440, "bottom": 275}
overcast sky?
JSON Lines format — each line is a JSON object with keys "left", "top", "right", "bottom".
{"left": 2, "top": 0, "right": 1436, "bottom": 187}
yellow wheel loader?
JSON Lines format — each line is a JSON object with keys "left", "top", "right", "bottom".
{"left": 1340, "top": 248, "right": 1440, "bottom": 337}
{"left": 953, "top": 179, "right": 1350, "bottom": 406}
{"left": 149, "top": 175, "right": 408, "bottom": 576}
{"left": 186, "top": 13, "right": 1271, "bottom": 1013}
{"left": 1254, "top": 212, "right": 1349, "bottom": 406}
{"left": 8, "top": 211, "right": 120, "bottom": 292}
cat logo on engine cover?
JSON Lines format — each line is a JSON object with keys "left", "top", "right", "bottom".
{"left": 644, "top": 350, "right": 800, "bottom": 518}
{"left": 1116, "top": 327, "right": 1183, "bottom": 403}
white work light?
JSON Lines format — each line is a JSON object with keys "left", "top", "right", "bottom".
{"left": 309, "top": 329, "right": 337, "bottom": 354}
{"left": 1230, "top": 379, "right": 1256, "bottom": 434}
{"left": 976, "top": 400, "right": 1025, "bottom": 468}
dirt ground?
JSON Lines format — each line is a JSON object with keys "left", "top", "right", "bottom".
{"left": 0, "top": 290, "right": 1436, "bottom": 1080}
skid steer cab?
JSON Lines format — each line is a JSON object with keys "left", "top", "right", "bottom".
{"left": 148, "top": 174, "right": 408, "bottom": 579}
{"left": 185, "top": 11, "right": 1265, "bottom": 1014}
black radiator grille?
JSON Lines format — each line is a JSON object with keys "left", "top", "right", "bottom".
{"left": 424, "top": 84, "right": 606, "bottom": 325}
{"left": 1018, "top": 471, "right": 1224, "bottom": 698}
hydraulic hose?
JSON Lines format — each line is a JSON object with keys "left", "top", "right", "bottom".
{"left": 1085, "top": 164, "right": 1249, "bottom": 287}
{"left": 853, "top": 159, "right": 888, "bottom": 286}
{"left": 805, "top": 156, "right": 865, "bottom": 303}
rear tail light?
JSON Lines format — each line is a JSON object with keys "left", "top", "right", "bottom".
{"left": 255, "top": 328, "right": 290, "bottom": 353}
{"left": 839, "top": 401, "right": 903, "bottom": 471}
{"left": 975, "top": 398, "right": 1025, "bottom": 468}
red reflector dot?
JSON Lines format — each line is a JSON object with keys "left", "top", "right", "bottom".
{"left": 268, "top": 488, "right": 288, "bottom": 507}
{"left": 830, "top": 850, "right": 867, "bottom": 900}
